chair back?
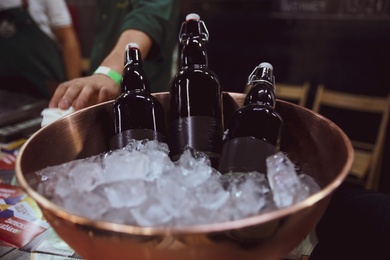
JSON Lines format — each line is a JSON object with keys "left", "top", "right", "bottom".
{"left": 312, "top": 85, "right": 390, "bottom": 190}
{"left": 275, "top": 82, "right": 310, "bottom": 107}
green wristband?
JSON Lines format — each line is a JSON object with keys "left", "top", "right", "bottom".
{"left": 94, "top": 66, "right": 122, "bottom": 86}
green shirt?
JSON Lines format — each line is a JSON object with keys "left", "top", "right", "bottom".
{"left": 90, "top": 0, "right": 180, "bottom": 92}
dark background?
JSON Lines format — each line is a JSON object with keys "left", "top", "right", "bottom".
{"left": 67, "top": 0, "right": 390, "bottom": 192}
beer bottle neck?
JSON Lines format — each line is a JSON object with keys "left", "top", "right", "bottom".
{"left": 244, "top": 82, "right": 276, "bottom": 108}
{"left": 124, "top": 47, "right": 142, "bottom": 67}
{"left": 121, "top": 65, "right": 150, "bottom": 93}
{"left": 121, "top": 46, "right": 150, "bottom": 93}
{"left": 180, "top": 36, "right": 208, "bottom": 68}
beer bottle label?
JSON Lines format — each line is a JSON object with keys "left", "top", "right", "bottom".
{"left": 170, "top": 116, "right": 223, "bottom": 161}
{"left": 219, "top": 136, "right": 277, "bottom": 175}
{"left": 110, "top": 129, "right": 165, "bottom": 150}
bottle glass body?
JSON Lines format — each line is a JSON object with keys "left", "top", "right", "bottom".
{"left": 169, "top": 31, "right": 223, "bottom": 167}
{"left": 219, "top": 73, "right": 283, "bottom": 175}
{"left": 112, "top": 90, "right": 166, "bottom": 149}
{"left": 111, "top": 45, "right": 166, "bottom": 149}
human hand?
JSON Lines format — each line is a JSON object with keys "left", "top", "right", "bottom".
{"left": 49, "top": 74, "right": 120, "bottom": 110}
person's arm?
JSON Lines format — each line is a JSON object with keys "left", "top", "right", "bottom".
{"left": 49, "top": 29, "right": 153, "bottom": 110}
{"left": 101, "top": 29, "right": 153, "bottom": 76}
{"left": 53, "top": 25, "right": 82, "bottom": 80}
{"left": 49, "top": 0, "right": 178, "bottom": 110}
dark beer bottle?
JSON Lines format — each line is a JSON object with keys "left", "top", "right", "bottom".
{"left": 219, "top": 62, "right": 283, "bottom": 175}
{"left": 169, "top": 13, "right": 223, "bottom": 168}
{"left": 110, "top": 43, "right": 166, "bottom": 149}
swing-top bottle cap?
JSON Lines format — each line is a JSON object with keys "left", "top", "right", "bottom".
{"left": 247, "top": 61, "right": 274, "bottom": 86}
{"left": 186, "top": 13, "right": 200, "bottom": 21}
{"left": 124, "top": 43, "right": 142, "bottom": 66}
{"left": 180, "top": 13, "right": 208, "bottom": 43}
{"left": 259, "top": 62, "right": 273, "bottom": 70}
{"left": 126, "top": 43, "right": 140, "bottom": 50}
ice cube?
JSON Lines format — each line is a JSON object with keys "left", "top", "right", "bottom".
{"left": 52, "top": 175, "right": 73, "bottom": 200}
{"left": 56, "top": 188, "right": 109, "bottom": 219}
{"left": 68, "top": 162, "right": 104, "bottom": 192}
{"left": 101, "top": 207, "right": 133, "bottom": 225}
{"left": 139, "top": 139, "right": 170, "bottom": 154}
{"left": 223, "top": 172, "right": 269, "bottom": 218}
{"left": 267, "top": 152, "right": 306, "bottom": 208}
{"left": 175, "top": 148, "right": 212, "bottom": 188}
{"left": 102, "top": 208, "right": 137, "bottom": 225}
{"left": 36, "top": 161, "right": 75, "bottom": 197}
{"left": 104, "top": 180, "right": 147, "bottom": 208}
{"left": 194, "top": 172, "right": 230, "bottom": 210}
{"left": 299, "top": 174, "right": 321, "bottom": 195}
{"left": 36, "top": 162, "right": 71, "bottom": 182}
{"left": 156, "top": 172, "right": 195, "bottom": 218}
{"left": 103, "top": 149, "right": 149, "bottom": 183}
{"left": 144, "top": 149, "right": 175, "bottom": 181}
{"left": 131, "top": 198, "right": 173, "bottom": 227}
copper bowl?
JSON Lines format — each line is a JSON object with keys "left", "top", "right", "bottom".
{"left": 16, "top": 92, "right": 353, "bottom": 260}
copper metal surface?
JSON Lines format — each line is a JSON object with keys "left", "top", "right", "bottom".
{"left": 15, "top": 92, "right": 353, "bottom": 260}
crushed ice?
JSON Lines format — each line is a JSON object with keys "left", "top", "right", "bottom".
{"left": 36, "top": 140, "right": 320, "bottom": 227}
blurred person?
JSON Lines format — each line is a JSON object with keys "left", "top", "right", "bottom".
{"left": 0, "top": 0, "right": 82, "bottom": 99}
{"left": 49, "top": 0, "right": 180, "bottom": 111}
